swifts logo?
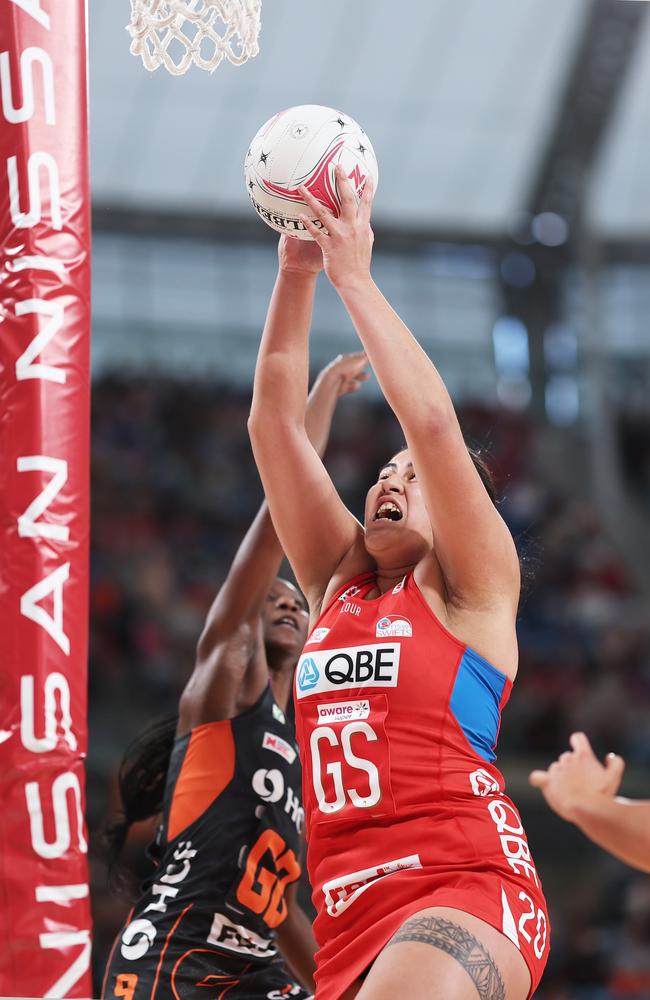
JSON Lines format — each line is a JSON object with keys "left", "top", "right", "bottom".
{"left": 375, "top": 615, "right": 412, "bottom": 638}
{"left": 305, "top": 627, "right": 330, "bottom": 646}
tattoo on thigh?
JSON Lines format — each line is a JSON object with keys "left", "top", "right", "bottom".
{"left": 386, "top": 916, "right": 506, "bottom": 1000}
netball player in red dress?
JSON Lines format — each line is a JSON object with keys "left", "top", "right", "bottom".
{"left": 248, "top": 169, "right": 550, "bottom": 1000}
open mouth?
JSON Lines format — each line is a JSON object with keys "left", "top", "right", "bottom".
{"left": 273, "top": 615, "right": 299, "bottom": 631}
{"left": 373, "top": 500, "right": 403, "bottom": 522}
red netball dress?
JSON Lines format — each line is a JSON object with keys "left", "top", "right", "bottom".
{"left": 294, "top": 571, "right": 549, "bottom": 999}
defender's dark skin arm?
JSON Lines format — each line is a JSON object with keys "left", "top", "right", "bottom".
{"left": 175, "top": 352, "right": 366, "bottom": 992}
{"left": 277, "top": 882, "right": 317, "bottom": 991}
{"left": 177, "top": 350, "right": 368, "bottom": 732}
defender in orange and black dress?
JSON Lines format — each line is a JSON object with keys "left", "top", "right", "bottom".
{"left": 103, "top": 679, "right": 309, "bottom": 1000}
{"left": 101, "top": 351, "right": 369, "bottom": 1000}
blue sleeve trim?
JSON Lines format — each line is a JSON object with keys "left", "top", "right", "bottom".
{"left": 449, "top": 648, "right": 507, "bottom": 762}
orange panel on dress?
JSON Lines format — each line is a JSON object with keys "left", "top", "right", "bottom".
{"left": 167, "top": 722, "right": 236, "bottom": 842}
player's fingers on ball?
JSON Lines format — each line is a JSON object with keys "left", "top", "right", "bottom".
{"left": 569, "top": 731, "right": 592, "bottom": 755}
{"left": 299, "top": 214, "right": 327, "bottom": 247}
{"left": 359, "top": 178, "right": 375, "bottom": 223}
{"left": 335, "top": 164, "right": 356, "bottom": 209}
{"left": 299, "top": 186, "right": 334, "bottom": 223}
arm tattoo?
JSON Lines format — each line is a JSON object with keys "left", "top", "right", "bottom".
{"left": 386, "top": 916, "right": 506, "bottom": 1000}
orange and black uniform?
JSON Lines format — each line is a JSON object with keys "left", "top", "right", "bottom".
{"left": 102, "top": 686, "right": 312, "bottom": 1000}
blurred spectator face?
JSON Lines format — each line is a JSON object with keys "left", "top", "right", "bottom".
{"left": 261, "top": 579, "right": 309, "bottom": 656}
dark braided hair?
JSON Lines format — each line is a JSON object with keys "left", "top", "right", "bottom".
{"left": 103, "top": 714, "right": 178, "bottom": 881}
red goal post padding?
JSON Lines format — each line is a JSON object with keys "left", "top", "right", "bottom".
{"left": 0, "top": 0, "right": 92, "bottom": 996}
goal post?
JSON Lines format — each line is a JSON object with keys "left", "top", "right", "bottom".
{"left": 0, "top": 1, "right": 92, "bottom": 996}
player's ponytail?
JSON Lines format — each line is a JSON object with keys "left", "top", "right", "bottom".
{"left": 103, "top": 714, "right": 178, "bottom": 880}
{"left": 467, "top": 445, "right": 538, "bottom": 603}
{"left": 468, "top": 447, "right": 497, "bottom": 504}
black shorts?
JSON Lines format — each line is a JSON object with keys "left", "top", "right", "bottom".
{"left": 103, "top": 947, "right": 313, "bottom": 1000}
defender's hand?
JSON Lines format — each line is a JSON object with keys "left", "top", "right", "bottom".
{"left": 317, "top": 351, "right": 369, "bottom": 397}
{"left": 529, "top": 732, "right": 625, "bottom": 823}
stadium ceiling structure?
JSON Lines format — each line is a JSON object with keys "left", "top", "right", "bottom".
{"left": 90, "top": 0, "right": 650, "bottom": 246}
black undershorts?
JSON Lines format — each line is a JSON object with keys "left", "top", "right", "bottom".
{"left": 104, "top": 948, "right": 313, "bottom": 1000}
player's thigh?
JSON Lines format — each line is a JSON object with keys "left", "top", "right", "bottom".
{"left": 355, "top": 905, "right": 531, "bottom": 1000}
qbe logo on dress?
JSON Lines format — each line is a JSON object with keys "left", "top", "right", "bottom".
{"left": 296, "top": 643, "right": 400, "bottom": 699}
{"left": 375, "top": 615, "right": 412, "bottom": 638}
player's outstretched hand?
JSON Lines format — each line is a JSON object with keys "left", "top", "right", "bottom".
{"left": 305, "top": 352, "right": 369, "bottom": 458}
{"left": 529, "top": 731, "right": 625, "bottom": 823}
{"left": 317, "top": 351, "right": 370, "bottom": 397}
{"left": 298, "top": 164, "right": 374, "bottom": 291}
{"left": 278, "top": 233, "right": 324, "bottom": 275}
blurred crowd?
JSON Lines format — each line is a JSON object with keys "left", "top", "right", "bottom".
{"left": 88, "top": 375, "right": 650, "bottom": 998}
{"left": 619, "top": 397, "right": 650, "bottom": 506}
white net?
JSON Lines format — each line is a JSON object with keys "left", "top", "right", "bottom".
{"left": 127, "top": 0, "right": 262, "bottom": 75}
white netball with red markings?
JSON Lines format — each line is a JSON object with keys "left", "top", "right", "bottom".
{"left": 244, "top": 104, "right": 379, "bottom": 240}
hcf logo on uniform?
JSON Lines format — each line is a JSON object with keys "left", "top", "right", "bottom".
{"left": 296, "top": 643, "right": 400, "bottom": 698}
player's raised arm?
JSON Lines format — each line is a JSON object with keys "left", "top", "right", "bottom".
{"left": 179, "top": 351, "right": 369, "bottom": 730}
{"left": 300, "top": 168, "right": 519, "bottom": 613}
{"left": 248, "top": 236, "right": 369, "bottom": 612}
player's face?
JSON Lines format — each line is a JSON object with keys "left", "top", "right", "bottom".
{"left": 364, "top": 449, "right": 433, "bottom": 561}
{"left": 262, "top": 579, "right": 309, "bottom": 655}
